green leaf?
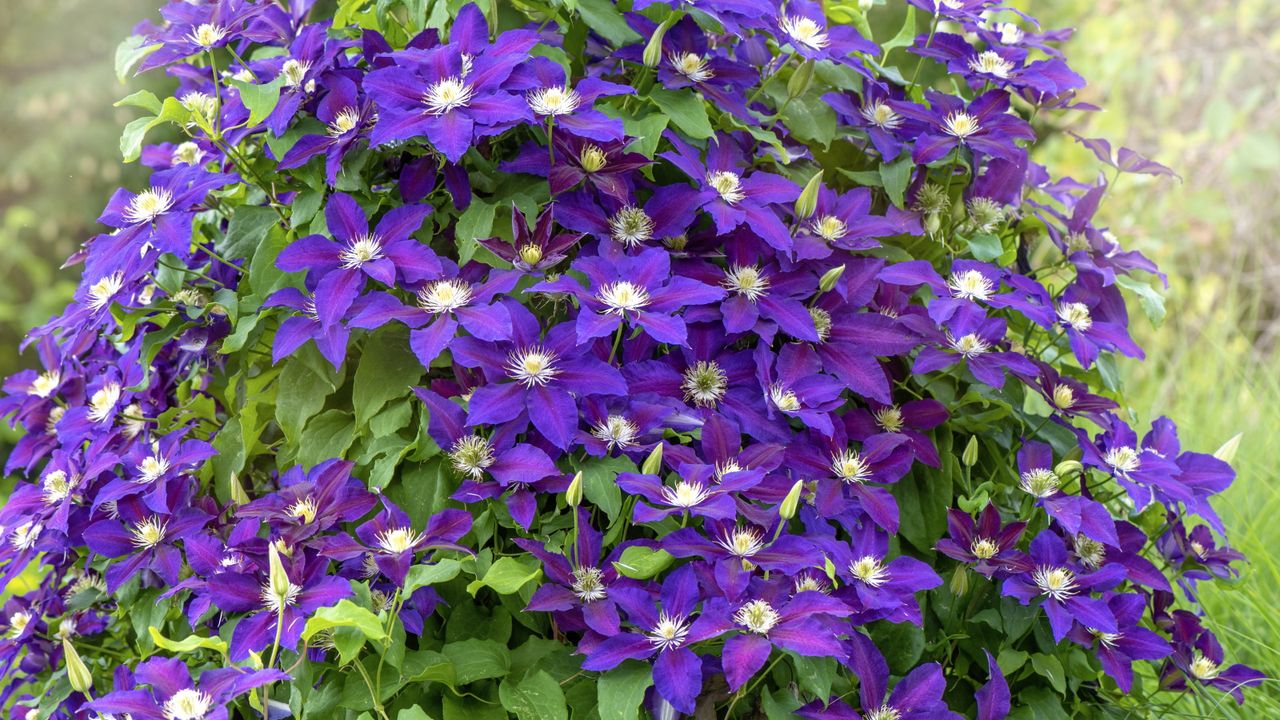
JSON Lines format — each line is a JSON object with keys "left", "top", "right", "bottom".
{"left": 965, "top": 232, "right": 1004, "bottom": 262}
{"left": 455, "top": 199, "right": 496, "bottom": 265}
{"left": 1115, "top": 273, "right": 1166, "bottom": 326}
{"left": 115, "top": 35, "right": 160, "bottom": 82}
{"left": 996, "top": 648, "right": 1029, "bottom": 674}
{"left": 870, "top": 620, "right": 925, "bottom": 674}
{"left": 574, "top": 0, "right": 641, "bottom": 47}
{"left": 621, "top": 113, "right": 670, "bottom": 159}
{"left": 353, "top": 327, "right": 424, "bottom": 426}
{"left": 119, "top": 116, "right": 158, "bottom": 163}
{"left": 404, "top": 559, "right": 462, "bottom": 595}
{"left": 229, "top": 76, "right": 287, "bottom": 127}
{"left": 148, "top": 627, "right": 228, "bottom": 655}
{"left": 612, "top": 546, "right": 673, "bottom": 580}
{"left": 297, "top": 409, "right": 357, "bottom": 468}
{"left": 397, "top": 706, "right": 436, "bottom": 720}
{"left": 879, "top": 154, "right": 913, "bottom": 208}
{"left": 220, "top": 206, "right": 280, "bottom": 261}
{"left": 499, "top": 670, "right": 568, "bottom": 720}
{"left": 577, "top": 454, "right": 632, "bottom": 520}
{"left": 791, "top": 655, "right": 838, "bottom": 701}
{"left": 302, "top": 599, "right": 388, "bottom": 641}
{"left": 1030, "top": 653, "right": 1066, "bottom": 695}
{"left": 780, "top": 95, "right": 837, "bottom": 148}
{"left": 597, "top": 661, "right": 652, "bottom": 720}
{"left": 276, "top": 359, "right": 338, "bottom": 444}
{"left": 115, "top": 90, "right": 162, "bottom": 114}
{"left": 649, "top": 88, "right": 715, "bottom": 140}
{"left": 879, "top": 6, "right": 918, "bottom": 58}
{"left": 466, "top": 556, "right": 541, "bottom": 596}
{"left": 441, "top": 638, "right": 510, "bottom": 684}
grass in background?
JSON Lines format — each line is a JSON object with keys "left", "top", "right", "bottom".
{"left": 1031, "top": 0, "right": 1280, "bottom": 713}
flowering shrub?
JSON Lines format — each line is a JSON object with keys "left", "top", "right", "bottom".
{"left": 0, "top": 0, "right": 1267, "bottom": 718}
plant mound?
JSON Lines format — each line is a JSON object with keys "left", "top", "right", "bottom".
{"left": 0, "top": 0, "right": 1266, "bottom": 718}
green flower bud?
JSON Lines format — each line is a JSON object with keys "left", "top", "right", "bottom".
{"left": 858, "top": 0, "right": 874, "bottom": 9}
{"left": 950, "top": 566, "right": 969, "bottom": 595}
{"left": 566, "top": 471, "right": 584, "bottom": 507}
{"left": 787, "top": 59, "right": 815, "bottom": 99}
{"left": 641, "top": 443, "right": 664, "bottom": 475}
{"left": 818, "top": 264, "right": 846, "bottom": 293}
{"left": 779, "top": 479, "right": 804, "bottom": 520}
{"left": 794, "top": 170, "right": 823, "bottom": 219}
{"left": 268, "top": 543, "right": 292, "bottom": 606}
{"left": 63, "top": 638, "right": 93, "bottom": 695}
{"left": 1054, "top": 460, "right": 1083, "bottom": 478}
{"left": 643, "top": 15, "right": 678, "bottom": 68}
{"left": 229, "top": 472, "right": 249, "bottom": 506}
{"left": 1213, "top": 433, "right": 1241, "bottom": 465}
{"left": 961, "top": 436, "right": 979, "bottom": 467}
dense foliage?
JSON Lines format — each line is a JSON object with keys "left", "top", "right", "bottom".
{"left": 0, "top": 0, "right": 1267, "bottom": 718}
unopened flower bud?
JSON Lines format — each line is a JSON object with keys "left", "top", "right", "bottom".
{"left": 787, "top": 59, "right": 816, "bottom": 99}
{"left": 779, "top": 479, "right": 804, "bottom": 520}
{"left": 794, "top": 170, "right": 823, "bottom": 219}
{"left": 268, "top": 543, "right": 292, "bottom": 604}
{"left": 950, "top": 566, "right": 969, "bottom": 595}
{"left": 818, "top": 264, "right": 846, "bottom": 293}
{"left": 643, "top": 16, "right": 677, "bottom": 68}
{"left": 1213, "top": 433, "right": 1241, "bottom": 465}
{"left": 925, "top": 213, "right": 942, "bottom": 235}
{"left": 229, "top": 472, "right": 249, "bottom": 506}
{"left": 1054, "top": 460, "right": 1083, "bottom": 478}
{"left": 63, "top": 638, "right": 92, "bottom": 695}
{"left": 566, "top": 471, "right": 584, "bottom": 507}
{"left": 961, "top": 436, "right": 979, "bottom": 467}
{"left": 641, "top": 443, "right": 664, "bottom": 476}
{"left": 858, "top": 0, "right": 874, "bottom": 9}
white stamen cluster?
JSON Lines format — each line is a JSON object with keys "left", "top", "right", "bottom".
{"left": 449, "top": 435, "right": 495, "bottom": 479}
{"left": 280, "top": 58, "right": 312, "bottom": 87}
{"left": 968, "top": 50, "right": 1015, "bottom": 78}
{"left": 646, "top": 611, "right": 691, "bottom": 651}
{"left": 1032, "top": 566, "right": 1078, "bottom": 601}
{"left": 88, "top": 382, "right": 122, "bottom": 422}
{"left": 163, "top": 689, "right": 214, "bottom": 720}
{"left": 861, "top": 100, "right": 903, "bottom": 130}
{"left": 874, "top": 406, "right": 905, "bottom": 432}
{"left": 186, "top": 23, "right": 228, "bottom": 48}
{"left": 810, "top": 307, "right": 832, "bottom": 342}
{"left": 338, "top": 234, "right": 385, "bottom": 269}
{"left": 669, "top": 52, "right": 714, "bottom": 83}
{"left": 717, "top": 526, "right": 765, "bottom": 559}
{"left": 527, "top": 86, "right": 582, "bottom": 117}
{"left": 130, "top": 516, "right": 169, "bottom": 549}
{"left": 597, "top": 281, "right": 651, "bottom": 314}
{"left": 811, "top": 215, "right": 849, "bottom": 242}
{"left": 260, "top": 581, "right": 302, "bottom": 613}
{"left": 29, "top": 370, "right": 60, "bottom": 398}
{"left": 1057, "top": 302, "right": 1093, "bottom": 332}
{"left": 1189, "top": 652, "right": 1221, "bottom": 681}
{"left": 422, "top": 77, "right": 474, "bottom": 115}
{"left": 571, "top": 566, "right": 608, "bottom": 602}
{"left": 578, "top": 145, "right": 607, "bottom": 173}
{"left": 779, "top": 15, "right": 830, "bottom": 50}
{"left": 42, "top": 470, "right": 77, "bottom": 505}
{"left": 591, "top": 415, "right": 639, "bottom": 451}
{"left": 505, "top": 347, "right": 560, "bottom": 387}
{"left": 1019, "top": 468, "right": 1060, "bottom": 498}
{"left": 722, "top": 265, "right": 769, "bottom": 301}
{"left": 375, "top": 527, "right": 424, "bottom": 554}
{"left": 609, "top": 206, "right": 656, "bottom": 247}
{"left": 681, "top": 360, "right": 727, "bottom": 407}
{"left": 970, "top": 538, "right": 1000, "bottom": 559}
{"left": 1052, "top": 384, "right": 1076, "bottom": 410}
{"left": 327, "top": 107, "right": 362, "bottom": 137}
{"left": 850, "top": 555, "right": 889, "bottom": 587}
{"left": 10, "top": 521, "right": 42, "bottom": 550}
{"left": 417, "top": 279, "right": 474, "bottom": 314}
{"left": 865, "top": 706, "right": 902, "bottom": 720}
{"left": 734, "top": 599, "right": 781, "bottom": 635}
{"left": 706, "top": 171, "right": 745, "bottom": 205}
{"left": 770, "top": 383, "right": 801, "bottom": 412}
{"left": 660, "top": 480, "right": 711, "bottom": 509}
{"left": 948, "top": 269, "right": 995, "bottom": 302}
{"left": 948, "top": 333, "right": 991, "bottom": 358}
{"left": 1073, "top": 533, "right": 1106, "bottom": 569}
{"left": 1104, "top": 446, "right": 1140, "bottom": 474}
{"left": 943, "top": 111, "right": 981, "bottom": 139}
{"left": 135, "top": 454, "right": 172, "bottom": 484}
{"left": 87, "top": 273, "right": 126, "bottom": 313}
{"left": 6, "top": 611, "right": 33, "bottom": 639}
{"left": 831, "top": 450, "right": 871, "bottom": 484}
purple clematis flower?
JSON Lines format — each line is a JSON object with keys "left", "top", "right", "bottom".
{"left": 831, "top": 523, "right": 942, "bottom": 624}
{"left": 451, "top": 302, "right": 628, "bottom": 450}
{"left": 98, "top": 166, "right": 239, "bottom": 262}
{"left": 93, "top": 428, "right": 215, "bottom": 515}
{"left": 364, "top": 5, "right": 538, "bottom": 162}
{"left": 801, "top": 635, "right": 961, "bottom": 719}
{"left": 664, "top": 520, "right": 816, "bottom": 598}
{"left": 507, "top": 57, "right": 632, "bottom": 142}
{"left": 263, "top": 286, "right": 350, "bottom": 370}
{"left": 845, "top": 398, "right": 948, "bottom": 468}
{"left": 912, "top": 33, "right": 1084, "bottom": 97}
{"left": 755, "top": 343, "right": 845, "bottom": 436}
{"left": 1055, "top": 270, "right": 1144, "bottom": 368}
{"left": 1160, "top": 610, "right": 1265, "bottom": 703}
{"left": 88, "top": 657, "right": 285, "bottom": 720}
{"left": 935, "top": 504, "right": 1030, "bottom": 578}
{"left": 794, "top": 185, "right": 921, "bottom": 259}
{"left": 502, "top": 134, "right": 651, "bottom": 202}
{"left": 516, "top": 509, "right": 632, "bottom": 636}
{"left": 139, "top": 0, "right": 269, "bottom": 72}
{"left": 1015, "top": 358, "right": 1117, "bottom": 423}
{"left": 1067, "top": 593, "right": 1170, "bottom": 692}
{"left": 1016, "top": 440, "right": 1119, "bottom": 547}
{"left": 894, "top": 90, "right": 1035, "bottom": 165}
{"left": 478, "top": 204, "right": 583, "bottom": 273}
{"left": 910, "top": 303, "right": 1037, "bottom": 389}
{"left": 771, "top": 0, "right": 877, "bottom": 66}
{"left": 660, "top": 131, "right": 800, "bottom": 252}
{"left": 1001, "top": 530, "right": 1125, "bottom": 642}
{"left": 825, "top": 81, "right": 922, "bottom": 161}
{"left": 278, "top": 74, "right": 375, "bottom": 185}
{"left": 83, "top": 503, "right": 212, "bottom": 593}
{"left": 235, "top": 459, "right": 376, "bottom": 546}
{"left": 579, "top": 565, "right": 730, "bottom": 714}
{"left": 617, "top": 464, "right": 759, "bottom": 525}
{"left": 323, "top": 502, "right": 472, "bottom": 587}
{"left": 275, "top": 192, "right": 438, "bottom": 326}
{"left": 531, "top": 243, "right": 724, "bottom": 346}
{"left": 621, "top": 15, "right": 758, "bottom": 121}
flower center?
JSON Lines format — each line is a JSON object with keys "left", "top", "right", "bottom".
{"left": 780, "top": 15, "right": 830, "bottom": 50}
{"left": 259, "top": 581, "right": 302, "bottom": 613}
{"left": 831, "top": 450, "right": 871, "bottom": 483}
{"left": 42, "top": 470, "right": 76, "bottom": 504}
{"left": 578, "top": 144, "right": 608, "bottom": 173}
{"left": 647, "top": 611, "right": 691, "bottom": 651}
{"left": 770, "top": 383, "right": 801, "bottom": 412}
{"left": 288, "top": 496, "right": 319, "bottom": 524}
{"left": 968, "top": 50, "right": 1015, "bottom": 78}
{"left": 943, "top": 111, "right": 981, "bottom": 139}
{"left": 527, "top": 86, "right": 581, "bottom": 117}
{"left": 6, "top": 611, "right": 32, "bottom": 639}
{"left": 328, "top": 107, "right": 362, "bottom": 137}
{"left": 375, "top": 527, "right": 424, "bottom": 554}
{"left": 164, "top": 689, "right": 214, "bottom": 720}
{"left": 1019, "top": 468, "right": 1060, "bottom": 497}
{"left": 9, "top": 521, "right": 42, "bottom": 551}
{"left": 180, "top": 91, "right": 218, "bottom": 121}
{"left": 136, "top": 455, "right": 171, "bottom": 484}
{"left": 609, "top": 206, "right": 656, "bottom": 247}
{"left": 861, "top": 100, "right": 903, "bottom": 130}
{"left": 597, "top": 281, "right": 652, "bottom": 314}
{"left": 422, "top": 77, "right": 474, "bottom": 115}
{"left": 706, "top": 171, "right": 745, "bottom": 204}
{"left": 507, "top": 346, "right": 563, "bottom": 388}
{"left": 518, "top": 244, "right": 544, "bottom": 266}
{"left": 339, "top": 234, "right": 385, "bottom": 269}
{"left": 970, "top": 537, "right": 1000, "bottom": 559}
{"left": 1189, "top": 652, "right": 1220, "bottom": 680}
{"left": 715, "top": 459, "right": 744, "bottom": 481}
{"left": 449, "top": 435, "right": 496, "bottom": 478}
{"left": 1104, "top": 446, "right": 1140, "bottom": 474}
{"left": 661, "top": 480, "right": 711, "bottom": 508}
{"left": 874, "top": 406, "right": 905, "bottom": 432}
{"left": 1052, "top": 384, "right": 1076, "bottom": 409}
{"left": 280, "top": 58, "right": 311, "bottom": 87}
{"left": 571, "top": 566, "right": 608, "bottom": 602}
{"left": 793, "top": 573, "right": 830, "bottom": 594}
{"left": 734, "top": 599, "right": 781, "bottom": 635}
{"left": 1073, "top": 533, "right": 1106, "bottom": 568}
{"left": 998, "top": 22, "right": 1024, "bottom": 44}
{"left": 810, "top": 307, "right": 832, "bottom": 342}
{"left": 681, "top": 360, "right": 728, "bottom": 407}
{"left": 88, "top": 382, "right": 122, "bottom": 422}
{"left": 591, "top": 415, "right": 639, "bottom": 450}
{"left": 1057, "top": 302, "right": 1093, "bottom": 332}
{"left": 130, "top": 516, "right": 169, "bottom": 548}
{"left": 125, "top": 187, "right": 175, "bottom": 225}
{"left": 811, "top": 214, "right": 848, "bottom": 241}
{"left": 29, "top": 370, "right": 60, "bottom": 398}
{"left": 418, "top": 279, "right": 474, "bottom": 314}
{"left": 1032, "top": 566, "right": 1078, "bottom": 601}
{"left": 850, "top": 555, "right": 889, "bottom": 587}
{"left": 670, "top": 52, "right": 714, "bottom": 83}
{"left": 948, "top": 269, "right": 995, "bottom": 301}
{"left": 722, "top": 265, "right": 770, "bottom": 301}
{"left": 717, "top": 526, "right": 765, "bottom": 558}
{"left": 187, "top": 23, "right": 228, "bottom": 48}
{"left": 866, "top": 706, "right": 902, "bottom": 720}
{"left": 173, "top": 141, "right": 204, "bottom": 166}
{"left": 949, "top": 333, "right": 990, "bottom": 358}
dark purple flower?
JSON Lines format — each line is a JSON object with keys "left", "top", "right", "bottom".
{"left": 1161, "top": 610, "right": 1264, "bottom": 703}
{"left": 830, "top": 523, "right": 941, "bottom": 624}
{"left": 507, "top": 57, "right": 633, "bottom": 142}
{"left": 770, "top": 0, "right": 877, "bottom": 66}
{"left": 895, "top": 90, "right": 1035, "bottom": 165}
{"left": 98, "top": 167, "right": 240, "bottom": 262}
{"left": 1067, "top": 593, "right": 1170, "bottom": 692}
{"left": 1001, "top": 530, "right": 1125, "bottom": 643}
{"left": 263, "top": 286, "right": 351, "bottom": 370}
{"left": 478, "top": 204, "right": 583, "bottom": 273}
{"left": 83, "top": 504, "right": 212, "bottom": 593}
{"left": 139, "top": 0, "right": 269, "bottom": 72}
{"left": 278, "top": 74, "right": 376, "bottom": 184}
{"left": 718, "top": 578, "right": 851, "bottom": 691}
{"left": 801, "top": 635, "right": 961, "bottom": 719}
{"left": 88, "top": 657, "right": 286, "bottom": 720}
{"left": 935, "top": 504, "right": 1029, "bottom": 578}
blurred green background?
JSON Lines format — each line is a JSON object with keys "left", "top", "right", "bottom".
{"left": 0, "top": 0, "right": 1276, "bottom": 712}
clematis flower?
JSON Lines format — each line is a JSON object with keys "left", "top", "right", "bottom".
{"left": 1073, "top": 415, "right": 1184, "bottom": 514}
{"left": 894, "top": 90, "right": 1035, "bottom": 165}
{"left": 515, "top": 509, "right": 632, "bottom": 636}
{"left": 801, "top": 635, "right": 961, "bottom": 719}
{"left": 275, "top": 193, "right": 438, "bottom": 326}
{"left": 1015, "top": 359, "right": 1117, "bottom": 423}
{"left": 235, "top": 459, "right": 376, "bottom": 546}
{"left": 617, "top": 464, "right": 759, "bottom": 525}
{"left": 826, "top": 81, "right": 922, "bottom": 160}
{"left": 1055, "top": 270, "right": 1144, "bottom": 368}
{"left": 262, "top": 24, "right": 349, "bottom": 135}
{"left": 845, "top": 398, "right": 949, "bottom": 468}
{"left": 97, "top": 166, "right": 240, "bottom": 263}
{"left": 278, "top": 74, "right": 376, "bottom": 185}
{"left": 755, "top": 343, "right": 845, "bottom": 436}
{"left": 88, "top": 657, "right": 286, "bottom": 720}
{"left": 83, "top": 503, "right": 212, "bottom": 593}
{"left": 1160, "top": 610, "right": 1265, "bottom": 703}
{"left": 1067, "top": 593, "right": 1170, "bottom": 692}
{"left": 363, "top": 6, "right": 538, "bottom": 161}
{"left": 478, "top": 204, "right": 583, "bottom": 273}
{"left": 501, "top": 135, "right": 651, "bottom": 202}
{"left": 506, "top": 57, "right": 632, "bottom": 142}
{"left": 323, "top": 502, "right": 472, "bottom": 587}
{"left": 1001, "top": 530, "right": 1125, "bottom": 643}
{"left": 531, "top": 243, "right": 724, "bottom": 346}
{"left": 912, "top": 33, "right": 1084, "bottom": 97}
{"left": 910, "top": 303, "right": 1037, "bottom": 389}
{"left": 579, "top": 565, "right": 730, "bottom": 714}
{"left": 139, "top": 0, "right": 269, "bottom": 72}
{"left": 92, "top": 429, "right": 215, "bottom": 515}
{"left": 770, "top": 0, "right": 877, "bottom": 66}
{"left": 935, "top": 504, "right": 1030, "bottom": 578}
{"left": 831, "top": 523, "right": 942, "bottom": 624}
{"left": 554, "top": 188, "right": 706, "bottom": 252}
{"left": 1157, "top": 521, "right": 1244, "bottom": 592}
{"left": 263, "top": 286, "right": 351, "bottom": 370}
{"left": 878, "top": 258, "right": 1055, "bottom": 328}
{"left": 664, "top": 520, "right": 816, "bottom": 598}
{"left": 621, "top": 15, "right": 758, "bottom": 121}
{"left": 1016, "top": 440, "right": 1119, "bottom": 547}
{"left": 794, "top": 186, "right": 921, "bottom": 259}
